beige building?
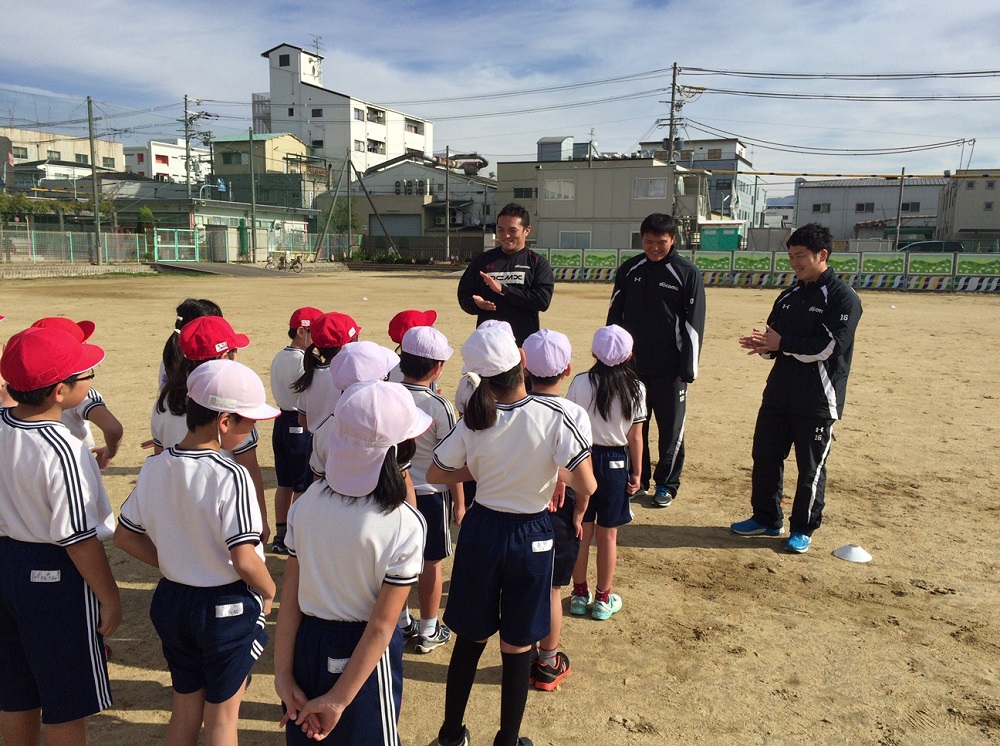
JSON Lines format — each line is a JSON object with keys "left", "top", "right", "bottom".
{"left": 496, "top": 157, "right": 710, "bottom": 249}
{"left": 937, "top": 170, "right": 1000, "bottom": 242}
{"left": 1, "top": 127, "right": 124, "bottom": 172}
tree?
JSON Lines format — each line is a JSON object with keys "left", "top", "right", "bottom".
{"left": 328, "top": 196, "right": 364, "bottom": 235}
{"left": 137, "top": 205, "right": 156, "bottom": 260}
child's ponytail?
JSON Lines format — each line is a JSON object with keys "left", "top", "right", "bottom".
{"left": 464, "top": 364, "right": 522, "bottom": 431}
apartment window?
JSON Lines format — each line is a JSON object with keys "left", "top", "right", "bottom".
{"left": 311, "top": 139, "right": 324, "bottom": 148}
{"left": 12, "top": 146, "right": 27, "bottom": 159}
{"left": 288, "top": 107, "right": 294, "bottom": 116}
{"left": 354, "top": 140, "right": 366, "bottom": 152}
{"left": 137, "top": 153, "right": 144, "bottom": 163}
{"left": 354, "top": 107, "right": 364, "bottom": 120}
{"left": 714, "top": 179, "right": 732, "bottom": 191}
{"left": 102, "top": 157, "right": 115, "bottom": 168}
{"left": 707, "top": 148, "right": 722, "bottom": 159}
{"left": 75, "top": 154, "right": 89, "bottom": 164}
{"left": 633, "top": 177, "right": 668, "bottom": 199}
{"left": 311, "top": 108, "right": 323, "bottom": 118}
{"left": 680, "top": 150, "right": 693, "bottom": 161}
{"left": 513, "top": 187, "right": 536, "bottom": 199}
{"left": 855, "top": 202, "right": 874, "bottom": 213}
{"left": 901, "top": 202, "right": 920, "bottom": 212}
{"left": 404, "top": 119, "right": 422, "bottom": 135}
{"left": 559, "top": 231, "right": 591, "bottom": 250}
{"left": 367, "top": 139, "right": 386, "bottom": 155}
{"left": 986, "top": 202, "right": 994, "bottom": 211}
{"left": 155, "top": 154, "right": 169, "bottom": 165}
{"left": 406, "top": 148, "right": 422, "bottom": 156}
{"left": 812, "top": 203, "right": 830, "bottom": 213}
{"left": 278, "top": 54, "right": 290, "bottom": 67}
{"left": 47, "top": 150, "right": 61, "bottom": 160}
{"left": 988, "top": 180, "right": 996, "bottom": 190}
{"left": 966, "top": 181, "right": 975, "bottom": 190}
{"left": 367, "top": 108, "right": 385, "bottom": 124}
{"left": 543, "top": 179, "right": 575, "bottom": 200}
{"left": 222, "top": 152, "right": 247, "bottom": 165}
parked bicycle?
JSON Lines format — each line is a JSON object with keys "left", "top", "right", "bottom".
{"left": 265, "top": 252, "right": 303, "bottom": 273}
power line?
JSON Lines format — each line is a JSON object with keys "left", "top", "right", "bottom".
{"left": 681, "top": 67, "right": 1000, "bottom": 80}
{"left": 688, "top": 87, "right": 1000, "bottom": 102}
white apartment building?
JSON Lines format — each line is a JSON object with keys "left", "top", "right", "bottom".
{"left": 124, "top": 139, "right": 210, "bottom": 183}
{"left": 937, "top": 170, "right": 1000, "bottom": 242}
{"left": 1, "top": 126, "right": 123, "bottom": 171}
{"left": 253, "top": 43, "right": 433, "bottom": 173}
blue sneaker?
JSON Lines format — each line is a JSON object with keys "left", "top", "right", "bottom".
{"left": 652, "top": 486, "right": 674, "bottom": 507}
{"left": 730, "top": 517, "right": 784, "bottom": 537}
{"left": 785, "top": 533, "right": 812, "bottom": 553}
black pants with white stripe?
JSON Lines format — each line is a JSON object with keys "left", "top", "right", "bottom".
{"left": 640, "top": 374, "right": 687, "bottom": 493}
{"left": 750, "top": 407, "right": 835, "bottom": 536}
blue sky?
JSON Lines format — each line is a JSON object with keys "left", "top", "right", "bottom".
{"left": 3, "top": 0, "right": 999, "bottom": 196}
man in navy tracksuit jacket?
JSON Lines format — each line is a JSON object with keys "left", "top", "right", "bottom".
{"left": 457, "top": 202, "right": 554, "bottom": 347}
{"left": 607, "top": 213, "right": 706, "bottom": 507}
{"left": 732, "top": 223, "right": 863, "bottom": 554}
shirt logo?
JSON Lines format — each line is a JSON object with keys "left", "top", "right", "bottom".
{"left": 808, "top": 306, "right": 824, "bottom": 313}
{"left": 487, "top": 271, "right": 526, "bottom": 285}
{"left": 659, "top": 282, "right": 680, "bottom": 291}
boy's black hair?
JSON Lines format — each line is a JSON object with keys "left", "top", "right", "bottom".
{"left": 639, "top": 213, "right": 679, "bottom": 242}
{"left": 399, "top": 351, "right": 438, "bottom": 381}
{"left": 787, "top": 223, "right": 833, "bottom": 255}
{"left": 287, "top": 328, "right": 298, "bottom": 341}
{"left": 526, "top": 372, "right": 563, "bottom": 388}
{"left": 185, "top": 399, "right": 245, "bottom": 433}
{"left": 5, "top": 373, "right": 83, "bottom": 407}
{"left": 464, "top": 364, "right": 523, "bottom": 431}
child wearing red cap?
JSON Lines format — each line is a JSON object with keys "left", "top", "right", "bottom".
{"left": 269, "top": 307, "right": 324, "bottom": 555}
{"left": 0, "top": 326, "right": 121, "bottom": 742}
{"left": 291, "top": 312, "right": 360, "bottom": 434}
{"left": 386, "top": 309, "right": 437, "bottom": 386}
{"left": 152, "top": 315, "right": 272, "bottom": 544}
{"left": 32, "top": 317, "right": 124, "bottom": 471}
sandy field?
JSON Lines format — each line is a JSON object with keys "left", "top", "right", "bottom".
{"left": 1, "top": 269, "right": 998, "bottom": 745}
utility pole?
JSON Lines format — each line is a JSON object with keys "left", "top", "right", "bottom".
{"left": 87, "top": 96, "right": 102, "bottom": 266}
{"left": 445, "top": 145, "right": 451, "bottom": 261}
{"left": 184, "top": 95, "right": 192, "bottom": 199}
{"left": 667, "top": 63, "right": 679, "bottom": 163}
{"left": 249, "top": 128, "right": 258, "bottom": 262}
{"left": 894, "top": 167, "right": 906, "bottom": 250}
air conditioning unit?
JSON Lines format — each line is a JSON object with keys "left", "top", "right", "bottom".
{"left": 450, "top": 214, "right": 462, "bottom": 225}
{"left": 434, "top": 216, "right": 446, "bottom": 226}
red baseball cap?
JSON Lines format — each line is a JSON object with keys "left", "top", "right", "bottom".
{"left": 311, "top": 312, "right": 361, "bottom": 348}
{"left": 388, "top": 309, "right": 437, "bottom": 344}
{"left": 1, "top": 327, "right": 105, "bottom": 392}
{"left": 31, "top": 316, "right": 97, "bottom": 342}
{"left": 289, "top": 307, "right": 323, "bottom": 329}
{"left": 179, "top": 316, "right": 250, "bottom": 361}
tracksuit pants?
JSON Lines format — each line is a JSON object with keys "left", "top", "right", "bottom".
{"left": 639, "top": 375, "right": 687, "bottom": 492}
{"left": 750, "top": 406, "right": 835, "bottom": 535}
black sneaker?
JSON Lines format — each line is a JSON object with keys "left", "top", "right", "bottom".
{"left": 416, "top": 623, "right": 452, "bottom": 653}
{"left": 534, "top": 651, "right": 570, "bottom": 691}
{"left": 437, "top": 725, "right": 471, "bottom": 746}
{"left": 269, "top": 537, "right": 288, "bottom": 554}
{"left": 400, "top": 617, "right": 420, "bottom": 640}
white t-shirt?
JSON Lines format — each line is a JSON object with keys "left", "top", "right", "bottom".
{"left": 286, "top": 479, "right": 425, "bottom": 622}
{"left": 296, "top": 365, "right": 340, "bottom": 434}
{"left": 150, "top": 402, "right": 258, "bottom": 459}
{"left": 567, "top": 373, "right": 648, "bottom": 447}
{"left": 270, "top": 346, "right": 306, "bottom": 412}
{"left": 118, "top": 447, "right": 265, "bottom": 587}
{"left": 402, "top": 383, "right": 457, "bottom": 494}
{"left": 309, "top": 415, "right": 333, "bottom": 477}
{"left": 433, "top": 395, "right": 591, "bottom": 514}
{"left": 61, "top": 387, "right": 107, "bottom": 450}
{"left": 0, "top": 408, "right": 113, "bottom": 545}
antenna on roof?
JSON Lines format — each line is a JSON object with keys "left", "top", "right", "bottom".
{"left": 309, "top": 35, "right": 323, "bottom": 56}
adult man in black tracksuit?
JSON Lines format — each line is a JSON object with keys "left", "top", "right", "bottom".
{"left": 731, "top": 222, "right": 863, "bottom": 554}
{"left": 608, "top": 213, "right": 706, "bottom": 508}
{"left": 457, "top": 202, "right": 554, "bottom": 347}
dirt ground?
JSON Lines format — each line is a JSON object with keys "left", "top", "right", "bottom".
{"left": 2, "top": 270, "right": 999, "bottom": 745}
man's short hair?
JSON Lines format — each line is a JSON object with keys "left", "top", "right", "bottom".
{"left": 498, "top": 202, "right": 530, "bottom": 228}
{"left": 787, "top": 223, "right": 833, "bottom": 255}
{"left": 639, "top": 213, "right": 678, "bottom": 242}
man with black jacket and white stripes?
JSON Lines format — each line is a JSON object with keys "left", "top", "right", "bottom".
{"left": 731, "top": 223, "right": 863, "bottom": 554}
{"left": 607, "top": 213, "right": 706, "bottom": 508}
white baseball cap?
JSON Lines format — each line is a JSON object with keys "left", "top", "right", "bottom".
{"left": 187, "top": 359, "right": 280, "bottom": 420}
{"left": 402, "top": 326, "right": 453, "bottom": 361}
{"left": 329, "top": 341, "right": 400, "bottom": 391}
{"left": 522, "top": 329, "right": 572, "bottom": 378}
{"left": 461, "top": 326, "right": 522, "bottom": 377}
{"left": 592, "top": 324, "right": 634, "bottom": 366}
{"left": 326, "top": 381, "right": 433, "bottom": 497}
{"left": 477, "top": 319, "right": 514, "bottom": 337}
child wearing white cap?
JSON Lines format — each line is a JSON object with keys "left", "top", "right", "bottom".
{"left": 398, "top": 325, "right": 465, "bottom": 655}
{"left": 274, "top": 381, "right": 429, "bottom": 744}
{"left": 428, "top": 326, "right": 597, "bottom": 746}
{"left": 115, "top": 359, "right": 279, "bottom": 744}
{"left": 520, "top": 328, "right": 593, "bottom": 693}
{"left": 566, "top": 325, "right": 647, "bottom": 621}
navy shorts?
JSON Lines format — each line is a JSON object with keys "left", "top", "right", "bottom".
{"left": 416, "top": 492, "right": 452, "bottom": 562}
{"left": 0, "top": 538, "right": 112, "bottom": 724}
{"left": 150, "top": 578, "right": 267, "bottom": 704}
{"left": 444, "top": 503, "right": 553, "bottom": 647}
{"left": 550, "top": 490, "right": 580, "bottom": 587}
{"left": 273, "top": 410, "right": 314, "bottom": 493}
{"left": 286, "top": 616, "right": 403, "bottom": 745}
{"left": 583, "top": 445, "right": 634, "bottom": 529}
